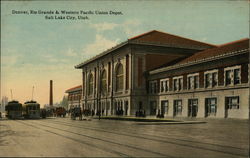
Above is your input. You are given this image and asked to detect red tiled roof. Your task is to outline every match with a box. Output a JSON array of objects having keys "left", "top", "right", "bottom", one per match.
[
  {"left": 75, "top": 30, "right": 216, "bottom": 69},
  {"left": 129, "top": 30, "right": 216, "bottom": 49},
  {"left": 65, "top": 85, "right": 82, "bottom": 93},
  {"left": 177, "top": 38, "right": 249, "bottom": 65}
]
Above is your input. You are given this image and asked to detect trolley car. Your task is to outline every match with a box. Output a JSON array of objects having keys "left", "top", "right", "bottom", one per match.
[
  {"left": 5, "top": 100, "right": 23, "bottom": 119},
  {"left": 23, "top": 100, "right": 40, "bottom": 119}
]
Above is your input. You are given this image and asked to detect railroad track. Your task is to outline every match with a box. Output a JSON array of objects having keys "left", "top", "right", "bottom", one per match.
[
  {"left": 40, "top": 119, "right": 249, "bottom": 158},
  {"left": 16, "top": 120, "right": 173, "bottom": 157}
]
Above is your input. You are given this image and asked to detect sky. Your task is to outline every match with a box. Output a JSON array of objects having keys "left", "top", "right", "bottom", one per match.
[{"left": 1, "top": 0, "right": 249, "bottom": 107}]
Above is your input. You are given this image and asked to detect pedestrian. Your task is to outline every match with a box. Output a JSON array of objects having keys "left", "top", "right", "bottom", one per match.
[{"left": 98, "top": 110, "right": 101, "bottom": 120}]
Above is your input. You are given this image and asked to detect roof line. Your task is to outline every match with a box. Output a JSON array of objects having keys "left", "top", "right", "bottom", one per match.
[
  {"left": 130, "top": 30, "right": 217, "bottom": 47},
  {"left": 65, "top": 85, "right": 82, "bottom": 93},
  {"left": 75, "top": 30, "right": 217, "bottom": 69},
  {"left": 75, "top": 41, "right": 129, "bottom": 69},
  {"left": 129, "top": 30, "right": 156, "bottom": 40},
  {"left": 74, "top": 40, "right": 210, "bottom": 69},
  {"left": 149, "top": 48, "right": 248, "bottom": 75},
  {"left": 216, "top": 38, "right": 249, "bottom": 47}
]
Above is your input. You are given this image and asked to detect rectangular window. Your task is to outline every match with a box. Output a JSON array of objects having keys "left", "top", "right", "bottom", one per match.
[
  {"left": 108, "top": 62, "right": 111, "bottom": 87},
  {"left": 205, "top": 70, "right": 218, "bottom": 88},
  {"left": 160, "top": 81, "right": 164, "bottom": 92},
  {"left": 188, "top": 77, "right": 192, "bottom": 89},
  {"left": 161, "top": 100, "right": 168, "bottom": 115},
  {"left": 174, "top": 79, "right": 178, "bottom": 91},
  {"left": 154, "top": 82, "right": 158, "bottom": 93},
  {"left": 212, "top": 72, "right": 218, "bottom": 87},
  {"left": 160, "top": 79, "right": 169, "bottom": 93},
  {"left": 179, "top": 78, "right": 183, "bottom": 90},
  {"left": 187, "top": 74, "right": 199, "bottom": 90},
  {"left": 194, "top": 75, "right": 199, "bottom": 89},
  {"left": 205, "top": 73, "right": 210, "bottom": 88},
  {"left": 126, "top": 55, "right": 129, "bottom": 90},
  {"left": 149, "top": 81, "right": 158, "bottom": 94},
  {"left": 205, "top": 98, "right": 217, "bottom": 116},
  {"left": 137, "top": 57, "right": 143, "bottom": 87},
  {"left": 150, "top": 101, "right": 157, "bottom": 115},
  {"left": 234, "top": 69, "right": 240, "bottom": 85},
  {"left": 174, "top": 100, "right": 182, "bottom": 116},
  {"left": 225, "top": 70, "right": 232, "bottom": 85},
  {"left": 173, "top": 76, "right": 183, "bottom": 91},
  {"left": 225, "top": 66, "right": 241, "bottom": 86},
  {"left": 226, "top": 96, "right": 239, "bottom": 109}
]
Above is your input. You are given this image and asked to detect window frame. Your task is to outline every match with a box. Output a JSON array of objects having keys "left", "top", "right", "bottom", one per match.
[
  {"left": 205, "top": 97, "right": 217, "bottom": 116},
  {"left": 174, "top": 99, "right": 182, "bottom": 115},
  {"left": 173, "top": 76, "right": 183, "bottom": 91},
  {"left": 160, "top": 78, "right": 169, "bottom": 93},
  {"left": 88, "top": 73, "right": 94, "bottom": 96},
  {"left": 149, "top": 80, "right": 158, "bottom": 94},
  {"left": 187, "top": 73, "right": 199, "bottom": 90},
  {"left": 224, "top": 65, "right": 241, "bottom": 86},
  {"left": 100, "top": 69, "right": 107, "bottom": 95},
  {"left": 225, "top": 96, "right": 240, "bottom": 109},
  {"left": 116, "top": 64, "right": 124, "bottom": 92},
  {"left": 204, "top": 69, "right": 218, "bottom": 88}
]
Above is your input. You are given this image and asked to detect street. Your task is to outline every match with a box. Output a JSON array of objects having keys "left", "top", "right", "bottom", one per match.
[{"left": 0, "top": 117, "right": 249, "bottom": 157}]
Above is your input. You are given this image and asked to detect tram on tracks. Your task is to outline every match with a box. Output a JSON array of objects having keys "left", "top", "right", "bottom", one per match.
[
  {"left": 5, "top": 100, "right": 23, "bottom": 119},
  {"left": 22, "top": 100, "right": 40, "bottom": 119}
]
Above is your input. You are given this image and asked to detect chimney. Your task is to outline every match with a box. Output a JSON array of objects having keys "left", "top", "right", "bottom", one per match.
[{"left": 49, "top": 80, "right": 53, "bottom": 106}]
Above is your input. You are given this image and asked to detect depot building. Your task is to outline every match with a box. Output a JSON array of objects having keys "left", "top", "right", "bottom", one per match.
[{"left": 69, "top": 30, "right": 249, "bottom": 119}]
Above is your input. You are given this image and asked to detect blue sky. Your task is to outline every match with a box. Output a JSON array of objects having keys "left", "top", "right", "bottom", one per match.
[{"left": 1, "top": 0, "right": 249, "bottom": 106}]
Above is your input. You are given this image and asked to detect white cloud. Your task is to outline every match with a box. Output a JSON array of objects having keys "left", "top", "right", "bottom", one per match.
[
  {"left": 41, "top": 53, "right": 59, "bottom": 63},
  {"left": 122, "top": 19, "right": 142, "bottom": 36},
  {"left": 82, "top": 34, "right": 120, "bottom": 59},
  {"left": 90, "top": 22, "right": 119, "bottom": 32},
  {"left": 65, "top": 48, "right": 78, "bottom": 57},
  {"left": 89, "top": 19, "right": 142, "bottom": 36}
]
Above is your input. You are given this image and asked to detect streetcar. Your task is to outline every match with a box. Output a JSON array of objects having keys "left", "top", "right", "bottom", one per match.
[
  {"left": 5, "top": 100, "right": 23, "bottom": 119},
  {"left": 22, "top": 100, "right": 40, "bottom": 119}
]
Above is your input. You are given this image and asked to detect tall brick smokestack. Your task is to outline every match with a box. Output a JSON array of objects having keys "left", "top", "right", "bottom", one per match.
[{"left": 49, "top": 80, "right": 53, "bottom": 106}]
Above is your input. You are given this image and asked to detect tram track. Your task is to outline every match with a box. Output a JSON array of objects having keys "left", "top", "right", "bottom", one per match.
[
  {"left": 51, "top": 119, "right": 247, "bottom": 150},
  {"left": 15, "top": 120, "right": 131, "bottom": 157},
  {"left": 16, "top": 120, "right": 174, "bottom": 158},
  {"left": 40, "top": 119, "right": 249, "bottom": 157}
]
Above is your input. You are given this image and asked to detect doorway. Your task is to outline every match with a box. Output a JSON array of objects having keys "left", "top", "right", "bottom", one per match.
[
  {"left": 188, "top": 99, "right": 198, "bottom": 117},
  {"left": 161, "top": 100, "right": 168, "bottom": 116}
]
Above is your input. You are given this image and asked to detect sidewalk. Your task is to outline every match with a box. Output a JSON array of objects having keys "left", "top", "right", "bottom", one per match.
[{"left": 93, "top": 115, "right": 207, "bottom": 124}]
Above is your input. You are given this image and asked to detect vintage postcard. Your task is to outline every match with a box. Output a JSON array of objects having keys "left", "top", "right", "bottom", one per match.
[{"left": 1, "top": 0, "right": 249, "bottom": 157}]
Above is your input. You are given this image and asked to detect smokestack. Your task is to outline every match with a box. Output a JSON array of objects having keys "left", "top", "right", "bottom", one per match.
[{"left": 49, "top": 80, "right": 53, "bottom": 106}]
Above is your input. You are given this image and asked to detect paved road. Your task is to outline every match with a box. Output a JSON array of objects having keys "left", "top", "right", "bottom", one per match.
[{"left": 0, "top": 117, "right": 249, "bottom": 157}]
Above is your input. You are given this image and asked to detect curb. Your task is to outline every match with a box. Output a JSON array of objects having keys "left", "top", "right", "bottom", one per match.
[{"left": 93, "top": 116, "right": 206, "bottom": 124}]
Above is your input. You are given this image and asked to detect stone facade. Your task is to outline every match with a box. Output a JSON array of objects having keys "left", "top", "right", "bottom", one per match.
[
  {"left": 65, "top": 85, "right": 82, "bottom": 110},
  {"left": 71, "top": 30, "right": 249, "bottom": 119}
]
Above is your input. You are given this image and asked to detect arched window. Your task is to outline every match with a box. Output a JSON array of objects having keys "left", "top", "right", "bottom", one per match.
[
  {"left": 116, "top": 64, "right": 124, "bottom": 91},
  {"left": 100, "top": 70, "right": 107, "bottom": 94},
  {"left": 88, "top": 73, "right": 93, "bottom": 95}
]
